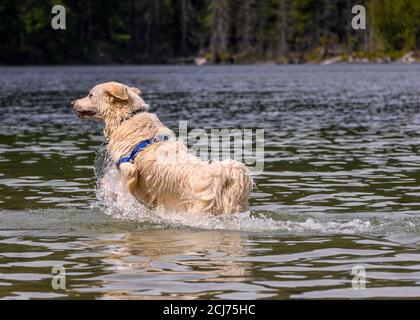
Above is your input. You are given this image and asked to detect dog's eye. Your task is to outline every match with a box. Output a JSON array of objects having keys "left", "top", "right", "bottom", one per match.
[{"left": 88, "top": 93, "right": 93, "bottom": 99}]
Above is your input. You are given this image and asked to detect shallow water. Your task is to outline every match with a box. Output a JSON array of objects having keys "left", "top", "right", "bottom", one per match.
[{"left": 1, "top": 65, "right": 420, "bottom": 299}]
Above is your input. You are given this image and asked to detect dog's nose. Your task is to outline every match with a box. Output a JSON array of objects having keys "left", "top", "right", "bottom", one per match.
[{"left": 71, "top": 101, "right": 75, "bottom": 106}]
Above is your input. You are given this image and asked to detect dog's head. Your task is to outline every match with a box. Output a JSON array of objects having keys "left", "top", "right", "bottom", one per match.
[{"left": 72, "top": 82, "right": 149, "bottom": 121}]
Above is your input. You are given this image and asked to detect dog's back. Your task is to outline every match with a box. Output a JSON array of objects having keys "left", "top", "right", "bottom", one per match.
[{"left": 127, "top": 140, "right": 253, "bottom": 214}]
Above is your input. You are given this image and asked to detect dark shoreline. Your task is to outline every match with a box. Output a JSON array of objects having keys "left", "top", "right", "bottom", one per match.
[{"left": 1, "top": 62, "right": 419, "bottom": 67}]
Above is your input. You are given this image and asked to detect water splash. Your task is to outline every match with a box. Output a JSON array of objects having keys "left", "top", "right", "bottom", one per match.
[{"left": 92, "top": 145, "right": 401, "bottom": 235}]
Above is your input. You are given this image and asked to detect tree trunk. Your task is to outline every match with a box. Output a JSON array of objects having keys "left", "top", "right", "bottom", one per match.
[
  {"left": 277, "top": 0, "right": 289, "bottom": 62},
  {"left": 180, "top": 0, "right": 189, "bottom": 56},
  {"left": 239, "top": 0, "right": 253, "bottom": 57},
  {"left": 210, "top": 0, "right": 229, "bottom": 63}
]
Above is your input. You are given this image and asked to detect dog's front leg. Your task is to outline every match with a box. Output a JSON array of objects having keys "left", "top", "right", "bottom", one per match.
[{"left": 119, "top": 163, "right": 139, "bottom": 194}]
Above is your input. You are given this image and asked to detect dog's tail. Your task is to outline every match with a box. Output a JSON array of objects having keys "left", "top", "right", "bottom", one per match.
[
  {"left": 219, "top": 160, "right": 253, "bottom": 213},
  {"left": 191, "top": 160, "right": 253, "bottom": 214}
]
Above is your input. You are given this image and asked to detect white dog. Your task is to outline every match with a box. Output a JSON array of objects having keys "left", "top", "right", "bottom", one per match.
[{"left": 72, "top": 82, "right": 253, "bottom": 215}]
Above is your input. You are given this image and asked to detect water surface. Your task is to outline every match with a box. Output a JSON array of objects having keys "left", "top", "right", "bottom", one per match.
[{"left": 1, "top": 65, "right": 420, "bottom": 299}]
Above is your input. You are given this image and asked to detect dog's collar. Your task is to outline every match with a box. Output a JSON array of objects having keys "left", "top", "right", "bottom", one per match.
[{"left": 116, "top": 133, "right": 171, "bottom": 168}]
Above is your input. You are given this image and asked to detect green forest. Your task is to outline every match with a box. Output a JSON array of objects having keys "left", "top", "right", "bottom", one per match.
[{"left": 1, "top": 0, "right": 420, "bottom": 64}]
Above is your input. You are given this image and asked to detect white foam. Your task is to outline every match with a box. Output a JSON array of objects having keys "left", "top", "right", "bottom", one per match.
[{"left": 94, "top": 164, "right": 372, "bottom": 234}]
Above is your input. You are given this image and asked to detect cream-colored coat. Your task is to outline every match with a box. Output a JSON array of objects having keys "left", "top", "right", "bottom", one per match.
[{"left": 73, "top": 82, "right": 253, "bottom": 214}]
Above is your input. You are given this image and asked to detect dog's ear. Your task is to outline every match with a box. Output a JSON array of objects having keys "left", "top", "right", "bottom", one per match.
[
  {"left": 128, "top": 87, "right": 149, "bottom": 112},
  {"left": 106, "top": 84, "right": 129, "bottom": 101}
]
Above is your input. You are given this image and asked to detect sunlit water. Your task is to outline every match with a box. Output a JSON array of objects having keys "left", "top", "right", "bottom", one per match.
[{"left": 1, "top": 65, "right": 420, "bottom": 299}]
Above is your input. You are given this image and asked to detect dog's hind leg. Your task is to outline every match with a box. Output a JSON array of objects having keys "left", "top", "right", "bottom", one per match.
[{"left": 118, "top": 163, "right": 139, "bottom": 194}]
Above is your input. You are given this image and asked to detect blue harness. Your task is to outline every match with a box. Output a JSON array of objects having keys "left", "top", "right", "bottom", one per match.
[{"left": 116, "top": 134, "right": 171, "bottom": 168}]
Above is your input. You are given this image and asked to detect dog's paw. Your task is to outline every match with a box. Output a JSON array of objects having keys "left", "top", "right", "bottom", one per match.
[{"left": 119, "top": 162, "right": 134, "bottom": 172}]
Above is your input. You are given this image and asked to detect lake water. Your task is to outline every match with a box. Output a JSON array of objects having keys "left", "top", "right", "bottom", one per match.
[{"left": 1, "top": 65, "right": 420, "bottom": 299}]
